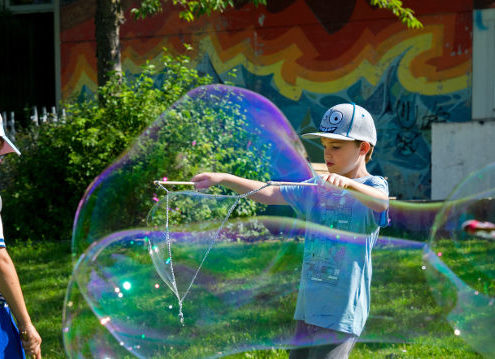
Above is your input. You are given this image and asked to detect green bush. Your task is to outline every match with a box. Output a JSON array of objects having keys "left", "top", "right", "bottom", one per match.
[
  {"left": 72, "top": 84, "right": 272, "bottom": 255},
  {"left": 0, "top": 50, "right": 270, "bottom": 244}
]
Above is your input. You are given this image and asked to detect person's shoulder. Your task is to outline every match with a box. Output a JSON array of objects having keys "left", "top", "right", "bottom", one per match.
[
  {"left": 357, "top": 175, "right": 389, "bottom": 193},
  {"left": 363, "top": 175, "right": 388, "bottom": 186}
]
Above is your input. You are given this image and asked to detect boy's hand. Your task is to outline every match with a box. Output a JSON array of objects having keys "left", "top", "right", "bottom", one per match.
[
  {"left": 322, "top": 173, "right": 353, "bottom": 189},
  {"left": 191, "top": 173, "right": 224, "bottom": 189}
]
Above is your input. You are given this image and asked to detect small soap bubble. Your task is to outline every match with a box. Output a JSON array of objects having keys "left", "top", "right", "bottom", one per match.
[{"left": 122, "top": 281, "right": 131, "bottom": 291}]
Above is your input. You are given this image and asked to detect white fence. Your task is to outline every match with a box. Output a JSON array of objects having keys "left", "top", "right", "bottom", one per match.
[{"left": 1, "top": 106, "right": 66, "bottom": 140}]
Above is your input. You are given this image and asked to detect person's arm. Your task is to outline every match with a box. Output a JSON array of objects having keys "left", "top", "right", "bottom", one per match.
[
  {"left": 324, "top": 173, "right": 389, "bottom": 212},
  {"left": 0, "top": 248, "right": 42, "bottom": 358},
  {"left": 0, "top": 214, "right": 42, "bottom": 359},
  {"left": 191, "top": 172, "right": 288, "bottom": 205}
]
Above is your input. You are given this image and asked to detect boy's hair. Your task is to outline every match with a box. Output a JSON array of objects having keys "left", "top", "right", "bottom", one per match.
[{"left": 355, "top": 140, "right": 374, "bottom": 163}]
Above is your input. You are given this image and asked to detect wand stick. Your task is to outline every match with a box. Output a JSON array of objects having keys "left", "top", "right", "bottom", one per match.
[{"left": 154, "top": 180, "right": 317, "bottom": 187}]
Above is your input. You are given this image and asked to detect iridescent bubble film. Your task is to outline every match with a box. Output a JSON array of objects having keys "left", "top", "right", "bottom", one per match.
[
  {"left": 63, "top": 277, "right": 135, "bottom": 358},
  {"left": 72, "top": 84, "right": 312, "bottom": 259},
  {"left": 67, "top": 216, "right": 435, "bottom": 358},
  {"left": 64, "top": 85, "right": 490, "bottom": 358},
  {"left": 426, "top": 162, "right": 495, "bottom": 358}
]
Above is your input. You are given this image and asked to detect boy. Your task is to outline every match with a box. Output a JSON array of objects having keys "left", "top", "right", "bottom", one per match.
[{"left": 192, "top": 103, "right": 389, "bottom": 359}]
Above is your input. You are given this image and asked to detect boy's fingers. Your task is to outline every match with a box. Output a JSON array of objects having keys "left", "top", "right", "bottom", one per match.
[
  {"left": 191, "top": 174, "right": 207, "bottom": 186},
  {"left": 194, "top": 178, "right": 211, "bottom": 189},
  {"left": 191, "top": 173, "right": 204, "bottom": 181},
  {"left": 325, "top": 174, "right": 348, "bottom": 189},
  {"left": 327, "top": 174, "right": 337, "bottom": 185}
]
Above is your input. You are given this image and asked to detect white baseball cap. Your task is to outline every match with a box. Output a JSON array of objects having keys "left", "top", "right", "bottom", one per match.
[
  {"left": 0, "top": 114, "right": 21, "bottom": 156},
  {"left": 302, "top": 103, "right": 377, "bottom": 146}
]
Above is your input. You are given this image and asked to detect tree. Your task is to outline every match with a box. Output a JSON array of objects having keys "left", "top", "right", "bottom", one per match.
[
  {"left": 95, "top": 0, "right": 125, "bottom": 87},
  {"left": 369, "top": 0, "right": 423, "bottom": 29},
  {"left": 95, "top": 0, "right": 422, "bottom": 88},
  {"left": 95, "top": 0, "right": 267, "bottom": 88}
]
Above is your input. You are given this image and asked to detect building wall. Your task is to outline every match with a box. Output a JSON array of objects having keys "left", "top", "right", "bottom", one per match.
[
  {"left": 429, "top": 6, "right": 495, "bottom": 200},
  {"left": 432, "top": 120, "right": 495, "bottom": 199},
  {"left": 60, "top": 0, "right": 481, "bottom": 199},
  {"left": 472, "top": 7, "right": 495, "bottom": 120}
]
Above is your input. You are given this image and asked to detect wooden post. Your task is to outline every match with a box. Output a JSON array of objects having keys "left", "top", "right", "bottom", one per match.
[
  {"left": 31, "top": 106, "right": 39, "bottom": 126},
  {"left": 8, "top": 112, "right": 15, "bottom": 140},
  {"left": 41, "top": 107, "right": 48, "bottom": 123},
  {"left": 51, "top": 106, "right": 58, "bottom": 122}
]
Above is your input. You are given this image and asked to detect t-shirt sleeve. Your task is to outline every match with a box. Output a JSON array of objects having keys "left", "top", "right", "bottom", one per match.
[
  {"left": 0, "top": 238, "right": 5, "bottom": 248},
  {"left": 279, "top": 177, "right": 318, "bottom": 215},
  {"left": 364, "top": 176, "right": 390, "bottom": 227}
]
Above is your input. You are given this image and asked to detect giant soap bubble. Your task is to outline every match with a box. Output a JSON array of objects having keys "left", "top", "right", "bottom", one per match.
[
  {"left": 64, "top": 84, "right": 486, "bottom": 358},
  {"left": 427, "top": 162, "right": 495, "bottom": 358},
  {"left": 66, "top": 84, "right": 315, "bottom": 357},
  {"left": 71, "top": 84, "right": 311, "bottom": 259}
]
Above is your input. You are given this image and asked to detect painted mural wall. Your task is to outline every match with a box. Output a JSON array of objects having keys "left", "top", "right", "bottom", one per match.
[{"left": 60, "top": 0, "right": 477, "bottom": 199}]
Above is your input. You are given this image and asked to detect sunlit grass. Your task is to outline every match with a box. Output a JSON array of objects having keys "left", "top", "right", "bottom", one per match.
[{"left": 8, "top": 238, "right": 488, "bottom": 358}]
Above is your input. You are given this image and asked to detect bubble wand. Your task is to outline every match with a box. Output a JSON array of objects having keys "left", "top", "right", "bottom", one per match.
[
  {"left": 153, "top": 180, "right": 318, "bottom": 187},
  {"left": 149, "top": 179, "right": 317, "bottom": 324}
]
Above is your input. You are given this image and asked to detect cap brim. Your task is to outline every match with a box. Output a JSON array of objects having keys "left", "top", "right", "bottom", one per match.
[
  {"left": 301, "top": 132, "right": 355, "bottom": 141},
  {"left": 0, "top": 136, "right": 21, "bottom": 156}
]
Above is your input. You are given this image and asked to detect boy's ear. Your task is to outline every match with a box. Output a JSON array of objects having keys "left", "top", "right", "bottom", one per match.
[{"left": 359, "top": 141, "right": 371, "bottom": 156}]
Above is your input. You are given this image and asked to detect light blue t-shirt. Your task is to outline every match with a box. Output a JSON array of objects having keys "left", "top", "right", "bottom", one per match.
[{"left": 280, "top": 175, "right": 389, "bottom": 336}]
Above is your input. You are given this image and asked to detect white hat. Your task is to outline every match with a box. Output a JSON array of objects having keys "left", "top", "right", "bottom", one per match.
[
  {"left": 302, "top": 103, "right": 377, "bottom": 146},
  {"left": 0, "top": 114, "right": 21, "bottom": 156}
]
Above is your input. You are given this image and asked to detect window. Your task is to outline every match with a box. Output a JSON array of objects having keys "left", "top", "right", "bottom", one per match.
[
  {"left": 10, "top": 0, "right": 52, "bottom": 4},
  {"left": 5, "top": 0, "right": 53, "bottom": 13}
]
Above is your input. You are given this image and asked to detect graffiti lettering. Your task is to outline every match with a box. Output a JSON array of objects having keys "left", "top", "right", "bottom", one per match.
[
  {"left": 395, "top": 131, "right": 420, "bottom": 157},
  {"left": 396, "top": 98, "right": 418, "bottom": 129},
  {"left": 419, "top": 105, "right": 450, "bottom": 130}
]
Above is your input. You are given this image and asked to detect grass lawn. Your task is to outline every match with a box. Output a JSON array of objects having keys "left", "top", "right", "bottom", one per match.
[
  {"left": 9, "top": 240, "right": 72, "bottom": 358},
  {"left": 8, "top": 238, "right": 487, "bottom": 359}
]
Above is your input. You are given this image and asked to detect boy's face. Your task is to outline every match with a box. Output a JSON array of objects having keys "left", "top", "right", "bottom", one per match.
[{"left": 320, "top": 138, "right": 366, "bottom": 177}]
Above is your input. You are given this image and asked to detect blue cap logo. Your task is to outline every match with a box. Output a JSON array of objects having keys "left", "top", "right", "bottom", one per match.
[{"left": 319, "top": 110, "right": 343, "bottom": 133}]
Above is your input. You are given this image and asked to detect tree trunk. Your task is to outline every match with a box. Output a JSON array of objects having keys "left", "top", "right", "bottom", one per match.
[{"left": 95, "top": 0, "right": 124, "bottom": 87}]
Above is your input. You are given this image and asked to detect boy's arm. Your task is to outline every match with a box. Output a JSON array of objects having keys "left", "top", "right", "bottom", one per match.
[
  {"left": 191, "top": 173, "right": 288, "bottom": 205},
  {"left": 324, "top": 173, "right": 389, "bottom": 212}
]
